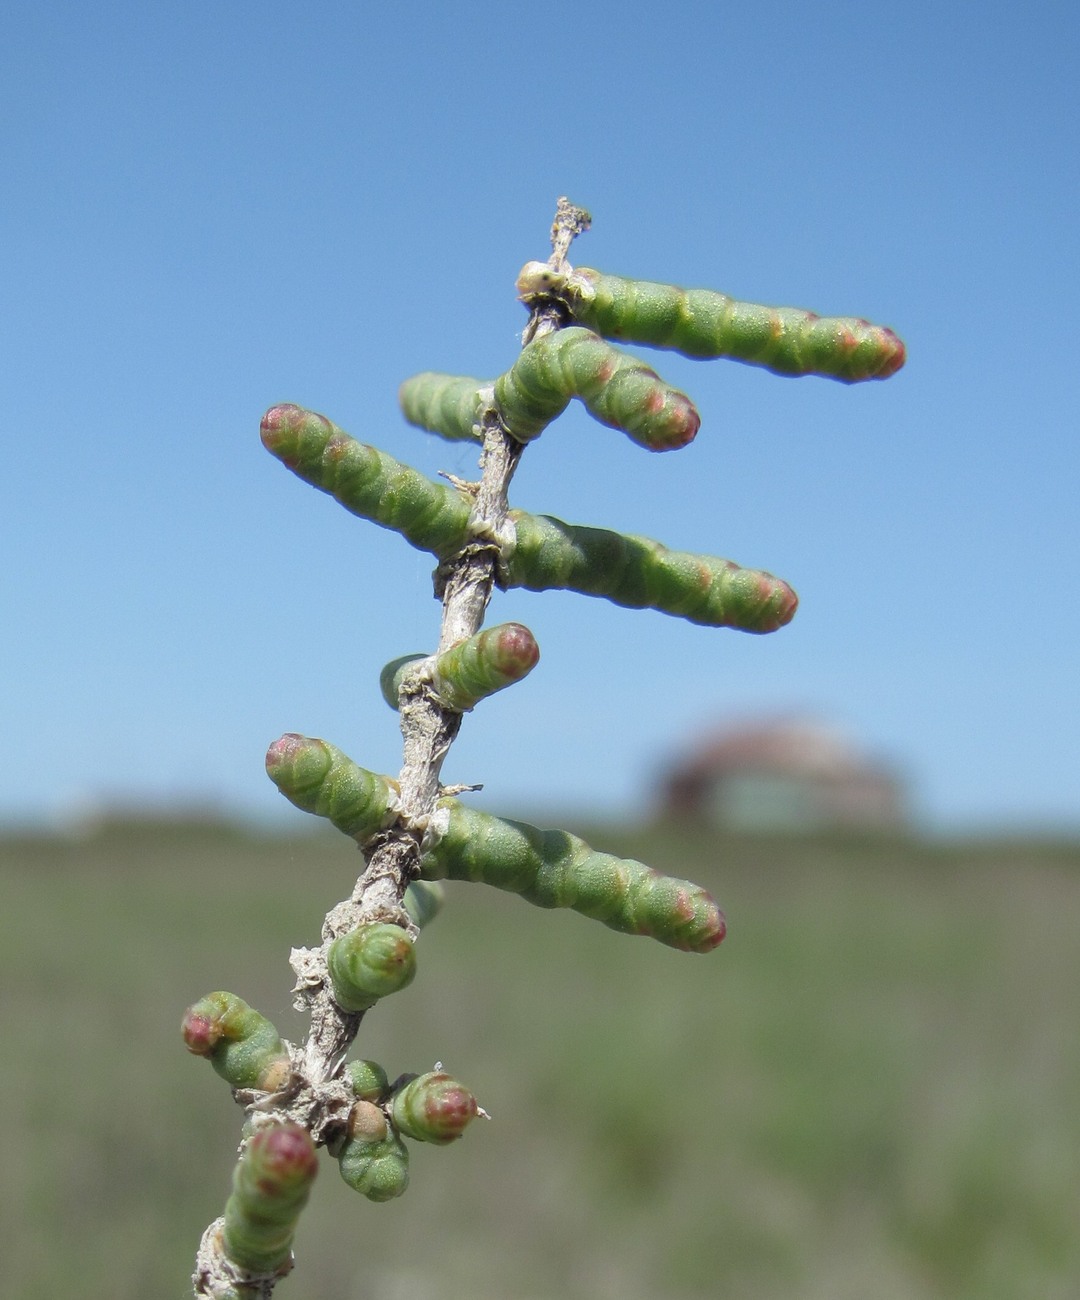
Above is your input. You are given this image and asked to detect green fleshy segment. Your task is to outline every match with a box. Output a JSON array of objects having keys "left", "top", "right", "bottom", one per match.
[
  {"left": 381, "top": 625, "right": 539, "bottom": 713},
  {"left": 260, "top": 404, "right": 473, "bottom": 557},
  {"left": 182, "top": 992, "right": 288, "bottom": 1091},
  {"left": 390, "top": 1071, "right": 480, "bottom": 1145},
  {"left": 398, "top": 372, "right": 487, "bottom": 442},
  {"left": 222, "top": 1123, "right": 318, "bottom": 1274},
  {"left": 430, "top": 622, "right": 540, "bottom": 711},
  {"left": 403, "top": 879, "right": 446, "bottom": 930},
  {"left": 264, "top": 734, "right": 726, "bottom": 951},
  {"left": 381, "top": 626, "right": 540, "bottom": 714},
  {"left": 421, "top": 801, "right": 726, "bottom": 953},
  {"left": 344, "top": 1058, "right": 390, "bottom": 1102},
  {"left": 506, "top": 511, "right": 797, "bottom": 632},
  {"left": 494, "top": 326, "right": 699, "bottom": 450},
  {"left": 379, "top": 653, "right": 429, "bottom": 709},
  {"left": 265, "top": 734, "right": 399, "bottom": 844},
  {"left": 327, "top": 923, "right": 417, "bottom": 1012},
  {"left": 564, "top": 267, "right": 906, "bottom": 382},
  {"left": 259, "top": 406, "right": 795, "bottom": 632},
  {"left": 337, "top": 1130, "right": 410, "bottom": 1202}
]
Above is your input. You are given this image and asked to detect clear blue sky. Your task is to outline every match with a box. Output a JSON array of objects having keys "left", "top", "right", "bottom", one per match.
[{"left": 2, "top": 1, "right": 1077, "bottom": 833}]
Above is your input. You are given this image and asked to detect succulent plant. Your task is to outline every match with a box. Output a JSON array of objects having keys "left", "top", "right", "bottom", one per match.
[{"left": 185, "top": 199, "right": 904, "bottom": 1298}]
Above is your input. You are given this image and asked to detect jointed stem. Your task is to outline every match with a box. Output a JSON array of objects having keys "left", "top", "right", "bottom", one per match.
[{"left": 194, "top": 200, "right": 588, "bottom": 1298}]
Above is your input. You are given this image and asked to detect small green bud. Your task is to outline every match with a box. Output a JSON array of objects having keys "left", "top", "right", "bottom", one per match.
[
  {"left": 403, "top": 878, "right": 445, "bottom": 930},
  {"left": 327, "top": 923, "right": 417, "bottom": 1013},
  {"left": 390, "top": 1071, "right": 481, "bottom": 1145},
  {"left": 182, "top": 992, "right": 290, "bottom": 1091},
  {"left": 381, "top": 625, "right": 540, "bottom": 713},
  {"left": 379, "top": 653, "right": 429, "bottom": 709},
  {"left": 222, "top": 1122, "right": 318, "bottom": 1274},
  {"left": 337, "top": 1130, "right": 410, "bottom": 1203},
  {"left": 398, "top": 371, "right": 487, "bottom": 442},
  {"left": 343, "top": 1057, "right": 390, "bottom": 1101},
  {"left": 431, "top": 622, "right": 540, "bottom": 711}
]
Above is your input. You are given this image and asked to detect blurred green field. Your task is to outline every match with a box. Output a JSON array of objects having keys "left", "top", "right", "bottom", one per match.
[{"left": 3, "top": 817, "right": 1079, "bottom": 1299}]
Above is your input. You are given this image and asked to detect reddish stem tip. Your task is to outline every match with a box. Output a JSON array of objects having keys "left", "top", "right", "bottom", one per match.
[{"left": 181, "top": 1010, "right": 220, "bottom": 1055}]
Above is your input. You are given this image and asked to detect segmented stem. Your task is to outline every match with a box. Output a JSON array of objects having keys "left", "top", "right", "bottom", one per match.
[
  {"left": 222, "top": 1124, "right": 318, "bottom": 1275},
  {"left": 264, "top": 733, "right": 400, "bottom": 844},
  {"left": 506, "top": 511, "right": 797, "bottom": 632},
  {"left": 422, "top": 800, "right": 726, "bottom": 953},
  {"left": 260, "top": 404, "right": 473, "bottom": 557},
  {"left": 517, "top": 262, "right": 906, "bottom": 381}
]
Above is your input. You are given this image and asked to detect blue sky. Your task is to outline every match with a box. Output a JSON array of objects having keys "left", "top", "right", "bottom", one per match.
[{"left": 2, "top": 1, "right": 1077, "bottom": 833}]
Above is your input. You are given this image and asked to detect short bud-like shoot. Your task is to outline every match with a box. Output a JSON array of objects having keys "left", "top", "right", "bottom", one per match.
[
  {"left": 381, "top": 624, "right": 540, "bottom": 713},
  {"left": 495, "top": 326, "right": 699, "bottom": 450},
  {"left": 403, "top": 878, "right": 446, "bottom": 930},
  {"left": 390, "top": 1070, "right": 481, "bottom": 1145},
  {"left": 265, "top": 733, "right": 400, "bottom": 844},
  {"left": 222, "top": 1123, "right": 318, "bottom": 1275},
  {"left": 327, "top": 923, "right": 417, "bottom": 1012},
  {"left": 182, "top": 992, "right": 289, "bottom": 1091},
  {"left": 336, "top": 1130, "right": 410, "bottom": 1202},
  {"left": 398, "top": 372, "right": 487, "bottom": 442},
  {"left": 344, "top": 1057, "right": 390, "bottom": 1102},
  {"left": 347, "top": 1100, "right": 389, "bottom": 1142}
]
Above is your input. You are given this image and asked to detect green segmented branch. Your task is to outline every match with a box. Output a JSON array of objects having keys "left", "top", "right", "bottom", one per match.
[
  {"left": 336, "top": 1130, "right": 410, "bottom": 1202},
  {"left": 261, "top": 738, "right": 724, "bottom": 951},
  {"left": 494, "top": 325, "right": 700, "bottom": 450},
  {"left": 380, "top": 623, "right": 540, "bottom": 713},
  {"left": 327, "top": 923, "right": 417, "bottom": 1012},
  {"left": 261, "top": 406, "right": 795, "bottom": 631},
  {"left": 222, "top": 1123, "right": 318, "bottom": 1275},
  {"left": 398, "top": 372, "right": 487, "bottom": 442},
  {"left": 182, "top": 992, "right": 290, "bottom": 1091},
  {"left": 261, "top": 404, "right": 473, "bottom": 557},
  {"left": 505, "top": 511, "right": 797, "bottom": 632},
  {"left": 517, "top": 262, "right": 906, "bottom": 382},
  {"left": 422, "top": 801, "right": 726, "bottom": 953},
  {"left": 265, "top": 733, "right": 400, "bottom": 844},
  {"left": 390, "top": 1071, "right": 482, "bottom": 1145}
]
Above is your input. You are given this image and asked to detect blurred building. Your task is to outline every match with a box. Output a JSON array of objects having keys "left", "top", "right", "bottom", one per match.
[{"left": 660, "top": 718, "right": 908, "bottom": 832}]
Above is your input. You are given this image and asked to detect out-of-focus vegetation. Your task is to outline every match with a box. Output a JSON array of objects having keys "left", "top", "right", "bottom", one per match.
[{"left": 3, "top": 817, "right": 1079, "bottom": 1299}]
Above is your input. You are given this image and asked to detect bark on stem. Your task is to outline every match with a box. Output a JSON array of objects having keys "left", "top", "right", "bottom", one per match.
[
  {"left": 194, "top": 199, "right": 590, "bottom": 1300},
  {"left": 296, "top": 198, "right": 590, "bottom": 1086}
]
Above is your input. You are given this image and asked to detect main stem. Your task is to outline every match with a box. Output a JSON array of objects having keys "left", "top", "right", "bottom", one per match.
[
  {"left": 196, "top": 200, "right": 590, "bottom": 1300},
  {"left": 296, "top": 198, "right": 590, "bottom": 1086}
]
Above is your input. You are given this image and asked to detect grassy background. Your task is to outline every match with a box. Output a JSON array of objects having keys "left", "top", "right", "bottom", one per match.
[{"left": 3, "top": 818, "right": 1079, "bottom": 1299}]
